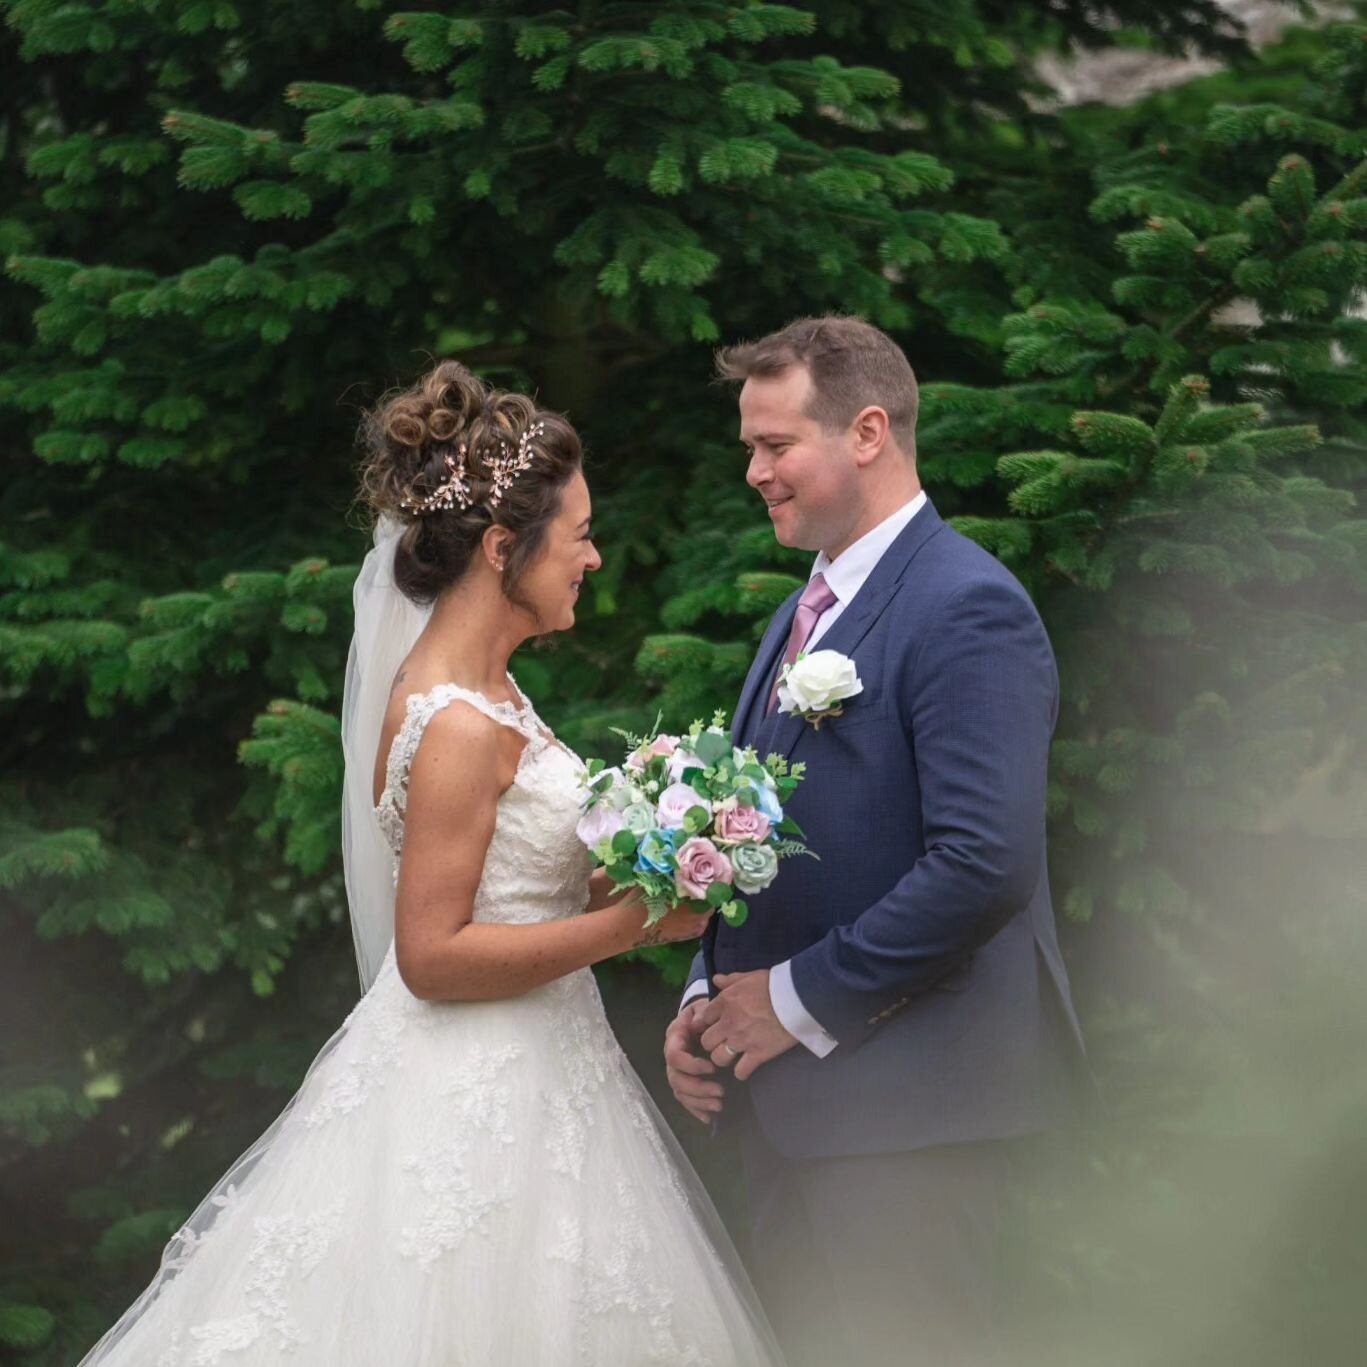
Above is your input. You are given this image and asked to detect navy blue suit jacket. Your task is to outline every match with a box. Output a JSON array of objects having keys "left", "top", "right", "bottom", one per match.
[{"left": 687, "top": 500, "right": 1085, "bottom": 1160}]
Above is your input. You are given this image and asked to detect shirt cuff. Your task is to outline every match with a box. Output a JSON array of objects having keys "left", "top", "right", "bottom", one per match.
[
  {"left": 679, "top": 979, "right": 711, "bottom": 1014},
  {"left": 769, "top": 959, "right": 838, "bottom": 1058}
]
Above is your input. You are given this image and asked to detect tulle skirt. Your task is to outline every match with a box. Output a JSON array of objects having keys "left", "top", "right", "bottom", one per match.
[{"left": 81, "top": 952, "right": 782, "bottom": 1366}]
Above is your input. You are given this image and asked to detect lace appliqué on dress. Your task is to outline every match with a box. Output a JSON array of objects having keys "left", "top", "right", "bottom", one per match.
[
  {"left": 301, "top": 965, "right": 416, "bottom": 1128},
  {"left": 157, "top": 1199, "right": 344, "bottom": 1366},
  {"left": 398, "top": 1042, "right": 523, "bottom": 1268},
  {"left": 546, "top": 1178, "right": 714, "bottom": 1367}
]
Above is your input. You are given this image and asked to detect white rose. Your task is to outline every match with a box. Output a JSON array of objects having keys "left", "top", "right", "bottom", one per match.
[
  {"left": 622, "top": 802, "right": 657, "bottom": 839},
  {"left": 667, "top": 748, "right": 703, "bottom": 783},
  {"left": 575, "top": 803, "right": 625, "bottom": 851},
  {"left": 778, "top": 649, "right": 864, "bottom": 715}
]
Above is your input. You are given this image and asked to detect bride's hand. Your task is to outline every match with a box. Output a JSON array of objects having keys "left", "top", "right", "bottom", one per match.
[
  {"left": 586, "top": 867, "right": 624, "bottom": 912},
  {"left": 641, "top": 901, "right": 715, "bottom": 947},
  {"left": 608, "top": 894, "right": 714, "bottom": 951}
]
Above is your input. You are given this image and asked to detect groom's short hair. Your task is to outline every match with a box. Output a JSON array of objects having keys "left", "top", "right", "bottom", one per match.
[{"left": 715, "top": 315, "right": 919, "bottom": 453}]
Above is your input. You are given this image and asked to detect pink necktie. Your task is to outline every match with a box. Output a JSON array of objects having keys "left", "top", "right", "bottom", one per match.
[{"left": 767, "top": 572, "right": 838, "bottom": 714}]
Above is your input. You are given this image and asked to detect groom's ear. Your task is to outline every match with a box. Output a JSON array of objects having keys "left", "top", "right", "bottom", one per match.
[{"left": 850, "top": 405, "right": 891, "bottom": 467}]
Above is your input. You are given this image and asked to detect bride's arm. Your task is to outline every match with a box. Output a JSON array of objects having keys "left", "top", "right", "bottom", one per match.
[{"left": 393, "top": 707, "right": 700, "bottom": 1002}]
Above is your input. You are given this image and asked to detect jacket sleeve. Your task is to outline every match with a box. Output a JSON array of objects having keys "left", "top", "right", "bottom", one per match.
[
  {"left": 787, "top": 577, "right": 1058, "bottom": 1048},
  {"left": 677, "top": 950, "right": 709, "bottom": 1013}
]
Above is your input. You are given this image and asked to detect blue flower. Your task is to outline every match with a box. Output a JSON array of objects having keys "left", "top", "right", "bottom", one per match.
[
  {"left": 635, "top": 828, "right": 681, "bottom": 875},
  {"left": 738, "top": 782, "right": 783, "bottom": 825}
]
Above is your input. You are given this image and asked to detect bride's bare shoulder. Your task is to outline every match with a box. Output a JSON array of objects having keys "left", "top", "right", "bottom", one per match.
[
  {"left": 403, "top": 700, "right": 510, "bottom": 799},
  {"left": 373, "top": 679, "right": 522, "bottom": 809}
]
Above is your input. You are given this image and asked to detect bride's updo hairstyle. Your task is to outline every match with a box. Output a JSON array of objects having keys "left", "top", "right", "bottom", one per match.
[{"left": 359, "top": 360, "right": 583, "bottom": 608}]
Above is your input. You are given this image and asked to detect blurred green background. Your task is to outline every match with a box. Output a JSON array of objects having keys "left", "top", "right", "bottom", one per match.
[{"left": 2, "top": 1, "right": 1365, "bottom": 1362}]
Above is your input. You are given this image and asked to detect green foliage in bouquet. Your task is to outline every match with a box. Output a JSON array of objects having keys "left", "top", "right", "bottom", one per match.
[{"left": 578, "top": 711, "right": 811, "bottom": 928}]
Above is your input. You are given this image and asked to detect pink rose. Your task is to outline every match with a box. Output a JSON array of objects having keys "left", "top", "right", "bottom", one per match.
[
  {"left": 575, "top": 803, "right": 625, "bottom": 850},
  {"left": 656, "top": 782, "right": 711, "bottom": 830},
  {"left": 625, "top": 733, "right": 680, "bottom": 772},
  {"left": 712, "top": 798, "right": 772, "bottom": 846},
  {"left": 674, "top": 837, "right": 734, "bottom": 901}
]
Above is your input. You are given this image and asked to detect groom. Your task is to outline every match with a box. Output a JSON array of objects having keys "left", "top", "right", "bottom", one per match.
[{"left": 665, "top": 316, "right": 1085, "bottom": 1367}]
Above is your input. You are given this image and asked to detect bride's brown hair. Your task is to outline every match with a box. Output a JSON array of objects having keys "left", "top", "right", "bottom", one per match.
[{"left": 358, "top": 360, "right": 583, "bottom": 608}]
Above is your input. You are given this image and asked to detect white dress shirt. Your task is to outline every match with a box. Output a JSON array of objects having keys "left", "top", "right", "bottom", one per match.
[{"left": 681, "top": 491, "right": 928, "bottom": 1058}]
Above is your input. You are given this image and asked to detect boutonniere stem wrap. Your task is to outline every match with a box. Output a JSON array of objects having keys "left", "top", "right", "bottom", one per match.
[{"left": 777, "top": 649, "right": 864, "bottom": 729}]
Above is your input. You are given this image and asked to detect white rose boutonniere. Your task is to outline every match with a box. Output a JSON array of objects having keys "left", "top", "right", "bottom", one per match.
[{"left": 777, "top": 649, "right": 864, "bottom": 729}]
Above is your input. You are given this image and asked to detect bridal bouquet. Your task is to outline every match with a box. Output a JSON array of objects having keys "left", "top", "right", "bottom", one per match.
[{"left": 576, "top": 713, "right": 812, "bottom": 928}]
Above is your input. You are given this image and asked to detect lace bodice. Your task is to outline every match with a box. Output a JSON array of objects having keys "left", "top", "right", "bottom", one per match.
[{"left": 373, "top": 676, "right": 593, "bottom": 926}]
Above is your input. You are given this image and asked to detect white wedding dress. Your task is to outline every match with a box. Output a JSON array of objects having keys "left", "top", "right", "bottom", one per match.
[{"left": 80, "top": 682, "right": 782, "bottom": 1367}]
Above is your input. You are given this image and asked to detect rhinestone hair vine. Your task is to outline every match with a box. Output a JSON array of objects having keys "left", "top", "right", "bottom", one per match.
[
  {"left": 487, "top": 421, "right": 546, "bottom": 508},
  {"left": 399, "top": 443, "right": 471, "bottom": 515}
]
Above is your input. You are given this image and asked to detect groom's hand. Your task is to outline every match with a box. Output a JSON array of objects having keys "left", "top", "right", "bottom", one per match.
[
  {"left": 701, "top": 971, "right": 797, "bottom": 1082},
  {"left": 664, "top": 999, "right": 725, "bottom": 1125}
]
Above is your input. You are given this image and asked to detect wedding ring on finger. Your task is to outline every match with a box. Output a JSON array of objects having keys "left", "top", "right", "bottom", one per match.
[{"left": 720, "top": 1043, "right": 740, "bottom": 1063}]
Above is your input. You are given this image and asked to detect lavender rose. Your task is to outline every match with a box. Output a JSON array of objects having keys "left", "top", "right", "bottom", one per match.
[
  {"left": 656, "top": 782, "right": 711, "bottom": 830},
  {"left": 575, "top": 802, "right": 625, "bottom": 850},
  {"left": 674, "top": 837, "right": 734, "bottom": 901}
]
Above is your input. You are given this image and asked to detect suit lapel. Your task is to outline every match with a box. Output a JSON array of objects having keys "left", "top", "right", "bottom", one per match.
[
  {"left": 734, "top": 588, "right": 801, "bottom": 745},
  {"left": 769, "top": 501, "right": 947, "bottom": 763}
]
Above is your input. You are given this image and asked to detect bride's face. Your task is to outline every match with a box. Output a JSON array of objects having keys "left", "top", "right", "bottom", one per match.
[{"left": 516, "top": 469, "right": 601, "bottom": 632}]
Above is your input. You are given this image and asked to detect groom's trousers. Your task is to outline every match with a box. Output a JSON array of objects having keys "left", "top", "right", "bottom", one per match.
[{"left": 735, "top": 1086, "right": 1009, "bottom": 1367}]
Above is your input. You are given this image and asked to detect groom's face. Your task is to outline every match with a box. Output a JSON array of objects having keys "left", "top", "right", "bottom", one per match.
[{"left": 740, "top": 365, "right": 858, "bottom": 555}]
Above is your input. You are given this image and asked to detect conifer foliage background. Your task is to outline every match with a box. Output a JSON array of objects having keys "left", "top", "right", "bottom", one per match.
[{"left": 2, "top": 2, "right": 1364, "bottom": 1361}]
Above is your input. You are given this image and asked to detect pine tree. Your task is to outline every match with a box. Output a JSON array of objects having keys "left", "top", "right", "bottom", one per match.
[{"left": 4, "top": 1, "right": 1356, "bottom": 1360}]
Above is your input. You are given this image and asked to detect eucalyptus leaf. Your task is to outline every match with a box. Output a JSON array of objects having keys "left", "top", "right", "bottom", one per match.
[
  {"left": 684, "top": 804, "right": 711, "bottom": 833},
  {"left": 705, "top": 880, "right": 733, "bottom": 907},
  {"left": 693, "top": 730, "right": 730, "bottom": 766}
]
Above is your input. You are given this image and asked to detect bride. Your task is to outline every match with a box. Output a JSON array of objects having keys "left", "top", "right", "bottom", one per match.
[{"left": 78, "top": 362, "right": 784, "bottom": 1366}]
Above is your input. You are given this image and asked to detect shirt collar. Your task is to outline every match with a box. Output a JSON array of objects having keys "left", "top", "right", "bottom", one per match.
[{"left": 812, "top": 490, "right": 928, "bottom": 605}]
